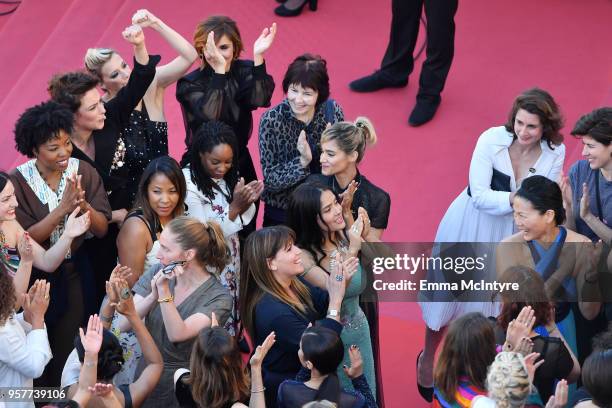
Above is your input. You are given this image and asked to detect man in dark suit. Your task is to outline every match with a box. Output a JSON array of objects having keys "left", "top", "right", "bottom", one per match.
[{"left": 350, "top": 0, "right": 459, "bottom": 126}]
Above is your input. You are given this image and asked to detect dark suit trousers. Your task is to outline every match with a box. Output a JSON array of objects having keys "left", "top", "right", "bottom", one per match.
[{"left": 380, "top": 0, "right": 458, "bottom": 99}]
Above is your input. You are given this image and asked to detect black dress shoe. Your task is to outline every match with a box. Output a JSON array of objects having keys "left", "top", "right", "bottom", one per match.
[
  {"left": 349, "top": 70, "right": 408, "bottom": 93},
  {"left": 409, "top": 95, "right": 441, "bottom": 127},
  {"left": 274, "top": 0, "right": 317, "bottom": 17},
  {"left": 416, "top": 350, "right": 434, "bottom": 402}
]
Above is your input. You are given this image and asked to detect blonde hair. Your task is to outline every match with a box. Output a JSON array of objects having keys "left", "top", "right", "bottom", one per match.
[
  {"left": 486, "top": 352, "right": 531, "bottom": 408},
  {"left": 320, "top": 117, "right": 377, "bottom": 163},
  {"left": 84, "top": 47, "right": 115, "bottom": 80},
  {"left": 166, "top": 216, "right": 229, "bottom": 273}
]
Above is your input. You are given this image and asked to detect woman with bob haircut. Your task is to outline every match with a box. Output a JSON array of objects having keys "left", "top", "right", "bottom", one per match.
[
  {"left": 113, "top": 156, "right": 186, "bottom": 383},
  {"left": 286, "top": 182, "right": 381, "bottom": 400},
  {"left": 239, "top": 225, "right": 350, "bottom": 406},
  {"left": 182, "top": 121, "right": 263, "bottom": 336},
  {"left": 497, "top": 175, "right": 603, "bottom": 382},
  {"left": 309, "top": 116, "right": 389, "bottom": 238},
  {"left": 84, "top": 9, "right": 197, "bottom": 205},
  {"left": 576, "top": 348, "right": 612, "bottom": 408},
  {"left": 176, "top": 16, "right": 276, "bottom": 235},
  {"left": 417, "top": 88, "right": 566, "bottom": 402},
  {"left": 173, "top": 319, "right": 275, "bottom": 408},
  {"left": 277, "top": 326, "right": 376, "bottom": 408},
  {"left": 259, "top": 53, "right": 344, "bottom": 226},
  {"left": 115, "top": 216, "right": 232, "bottom": 408},
  {"left": 10, "top": 101, "right": 111, "bottom": 387},
  {"left": 494, "top": 265, "right": 579, "bottom": 403}
]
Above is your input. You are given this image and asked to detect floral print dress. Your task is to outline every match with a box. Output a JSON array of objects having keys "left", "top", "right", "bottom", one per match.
[{"left": 182, "top": 167, "right": 255, "bottom": 335}]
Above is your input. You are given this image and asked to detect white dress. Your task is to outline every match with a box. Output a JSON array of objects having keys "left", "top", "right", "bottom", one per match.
[
  {"left": 183, "top": 167, "right": 255, "bottom": 335},
  {"left": 0, "top": 313, "right": 52, "bottom": 408},
  {"left": 420, "top": 126, "right": 565, "bottom": 330}
]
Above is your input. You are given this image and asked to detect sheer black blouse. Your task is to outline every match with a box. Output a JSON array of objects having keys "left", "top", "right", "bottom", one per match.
[
  {"left": 71, "top": 55, "right": 160, "bottom": 211},
  {"left": 176, "top": 60, "right": 274, "bottom": 155}
]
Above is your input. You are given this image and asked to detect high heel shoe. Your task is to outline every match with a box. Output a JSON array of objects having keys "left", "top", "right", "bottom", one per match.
[
  {"left": 416, "top": 350, "right": 434, "bottom": 402},
  {"left": 274, "top": 0, "right": 317, "bottom": 17}
]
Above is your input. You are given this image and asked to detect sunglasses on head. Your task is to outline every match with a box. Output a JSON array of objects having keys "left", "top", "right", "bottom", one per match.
[{"left": 161, "top": 260, "right": 186, "bottom": 275}]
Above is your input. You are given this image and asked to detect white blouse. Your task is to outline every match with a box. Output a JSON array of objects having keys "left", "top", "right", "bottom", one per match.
[{"left": 0, "top": 312, "right": 52, "bottom": 408}]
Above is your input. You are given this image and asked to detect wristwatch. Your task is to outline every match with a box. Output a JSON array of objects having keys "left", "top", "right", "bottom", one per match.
[{"left": 327, "top": 309, "right": 339, "bottom": 318}]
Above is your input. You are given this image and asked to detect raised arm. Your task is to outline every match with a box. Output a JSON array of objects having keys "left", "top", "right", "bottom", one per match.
[
  {"left": 116, "top": 216, "right": 151, "bottom": 287},
  {"left": 109, "top": 280, "right": 162, "bottom": 407},
  {"left": 132, "top": 9, "right": 197, "bottom": 89}
]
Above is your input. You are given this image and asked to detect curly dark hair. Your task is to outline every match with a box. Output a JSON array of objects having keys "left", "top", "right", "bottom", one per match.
[
  {"left": 571, "top": 107, "right": 612, "bottom": 146},
  {"left": 48, "top": 71, "right": 99, "bottom": 113},
  {"left": 504, "top": 88, "right": 564, "bottom": 149},
  {"left": 184, "top": 121, "right": 239, "bottom": 202},
  {"left": 75, "top": 328, "right": 124, "bottom": 381},
  {"left": 14, "top": 101, "right": 74, "bottom": 158},
  {"left": 0, "top": 264, "right": 16, "bottom": 326}
]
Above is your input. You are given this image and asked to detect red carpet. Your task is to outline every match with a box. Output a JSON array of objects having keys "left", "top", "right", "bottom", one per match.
[{"left": 1, "top": 1, "right": 611, "bottom": 406}]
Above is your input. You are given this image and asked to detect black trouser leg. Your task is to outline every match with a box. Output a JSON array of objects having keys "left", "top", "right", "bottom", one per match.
[
  {"left": 380, "top": 0, "right": 425, "bottom": 81},
  {"left": 417, "top": 0, "right": 458, "bottom": 99}
]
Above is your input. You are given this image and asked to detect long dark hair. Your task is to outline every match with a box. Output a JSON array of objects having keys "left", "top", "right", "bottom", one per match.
[
  {"left": 188, "top": 327, "right": 249, "bottom": 408},
  {"left": 132, "top": 156, "right": 186, "bottom": 233},
  {"left": 434, "top": 313, "right": 496, "bottom": 403},
  {"left": 183, "top": 121, "right": 239, "bottom": 202},
  {"left": 286, "top": 182, "right": 343, "bottom": 266},
  {"left": 0, "top": 263, "right": 16, "bottom": 326},
  {"left": 301, "top": 326, "right": 344, "bottom": 403}
]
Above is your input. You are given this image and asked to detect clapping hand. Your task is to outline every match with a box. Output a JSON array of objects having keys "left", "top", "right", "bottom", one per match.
[
  {"left": 203, "top": 31, "right": 226, "bottom": 73},
  {"left": 506, "top": 306, "right": 536, "bottom": 350},
  {"left": 523, "top": 352, "right": 544, "bottom": 384},
  {"left": 23, "top": 279, "right": 50, "bottom": 328},
  {"left": 122, "top": 24, "right": 145, "bottom": 46},
  {"left": 64, "top": 207, "right": 91, "bottom": 238},
  {"left": 544, "top": 379, "right": 568, "bottom": 408},
  {"left": 339, "top": 180, "right": 358, "bottom": 221},
  {"left": 559, "top": 172, "right": 573, "bottom": 211},
  {"left": 231, "top": 178, "right": 262, "bottom": 215},
  {"left": 17, "top": 231, "right": 34, "bottom": 263},
  {"left": 250, "top": 331, "right": 276, "bottom": 368},
  {"left": 342, "top": 345, "right": 364, "bottom": 379},
  {"left": 297, "top": 130, "right": 312, "bottom": 168},
  {"left": 131, "top": 9, "right": 160, "bottom": 28},
  {"left": 58, "top": 174, "right": 83, "bottom": 216},
  {"left": 108, "top": 279, "right": 136, "bottom": 317},
  {"left": 357, "top": 207, "right": 371, "bottom": 240},
  {"left": 253, "top": 23, "right": 277, "bottom": 57},
  {"left": 79, "top": 314, "right": 104, "bottom": 355}
]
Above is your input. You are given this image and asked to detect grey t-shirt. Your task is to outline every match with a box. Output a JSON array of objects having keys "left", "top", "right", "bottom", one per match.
[
  {"left": 569, "top": 159, "right": 612, "bottom": 241},
  {"left": 133, "top": 264, "right": 232, "bottom": 408}
]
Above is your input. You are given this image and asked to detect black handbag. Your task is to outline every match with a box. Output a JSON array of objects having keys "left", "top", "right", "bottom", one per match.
[{"left": 467, "top": 168, "right": 511, "bottom": 197}]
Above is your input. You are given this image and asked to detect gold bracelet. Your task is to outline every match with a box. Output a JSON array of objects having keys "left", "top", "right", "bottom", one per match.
[
  {"left": 251, "top": 387, "right": 265, "bottom": 393},
  {"left": 158, "top": 295, "right": 174, "bottom": 303}
]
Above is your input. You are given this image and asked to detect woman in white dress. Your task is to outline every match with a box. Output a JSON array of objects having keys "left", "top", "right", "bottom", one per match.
[
  {"left": 182, "top": 121, "right": 263, "bottom": 335},
  {"left": 416, "top": 88, "right": 566, "bottom": 402}
]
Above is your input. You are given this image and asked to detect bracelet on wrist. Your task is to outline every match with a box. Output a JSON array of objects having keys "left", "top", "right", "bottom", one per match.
[
  {"left": 250, "top": 387, "right": 265, "bottom": 394},
  {"left": 158, "top": 295, "right": 174, "bottom": 303},
  {"left": 100, "top": 314, "right": 113, "bottom": 323}
]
